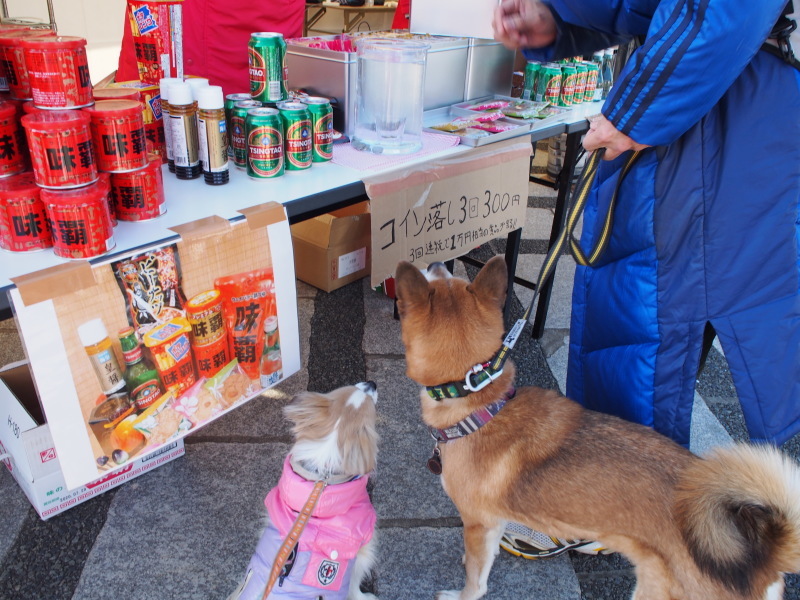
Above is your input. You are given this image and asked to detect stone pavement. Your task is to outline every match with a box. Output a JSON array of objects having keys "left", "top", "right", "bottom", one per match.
[{"left": 1, "top": 143, "right": 798, "bottom": 599}]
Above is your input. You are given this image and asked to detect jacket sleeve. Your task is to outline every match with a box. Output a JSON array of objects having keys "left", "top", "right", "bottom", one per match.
[
  {"left": 599, "top": 0, "right": 790, "bottom": 145},
  {"left": 521, "top": 6, "right": 629, "bottom": 63}
]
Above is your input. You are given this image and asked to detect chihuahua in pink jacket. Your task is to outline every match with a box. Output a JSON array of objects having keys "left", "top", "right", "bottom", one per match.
[{"left": 229, "top": 382, "right": 379, "bottom": 600}]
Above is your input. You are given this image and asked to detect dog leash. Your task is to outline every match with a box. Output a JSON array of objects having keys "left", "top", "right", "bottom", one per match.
[
  {"left": 260, "top": 480, "right": 327, "bottom": 600},
  {"left": 488, "top": 147, "right": 642, "bottom": 369},
  {"left": 427, "top": 146, "right": 641, "bottom": 401}
]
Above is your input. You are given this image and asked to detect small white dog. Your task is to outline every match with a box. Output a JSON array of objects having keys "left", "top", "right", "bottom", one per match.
[{"left": 229, "top": 382, "right": 379, "bottom": 600}]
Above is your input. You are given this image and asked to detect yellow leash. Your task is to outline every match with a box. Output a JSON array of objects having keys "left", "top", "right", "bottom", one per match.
[
  {"left": 488, "top": 147, "right": 642, "bottom": 374},
  {"left": 260, "top": 480, "right": 327, "bottom": 600}
]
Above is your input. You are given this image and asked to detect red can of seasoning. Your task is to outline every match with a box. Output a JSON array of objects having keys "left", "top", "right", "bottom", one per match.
[
  {"left": 109, "top": 157, "right": 165, "bottom": 221},
  {"left": 0, "top": 29, "right": 56, "bottom": 101},
  {"left": 85, "top": 100, "right": 148, "bottom": 173},
  {"left": 19, "top": 36, "right": 93, "bottom": 109},
  {"left": 22, "top": 109, "right": 97, "bottom": 189},
  {"left": 0, "top": 171, "right": 52, "bottom": 251},
  {"left": 0, "top": 101, "right": 26, "bottom": 177},
  {"left": 41, "top": 174, "right": 114, "bottom": 259}
]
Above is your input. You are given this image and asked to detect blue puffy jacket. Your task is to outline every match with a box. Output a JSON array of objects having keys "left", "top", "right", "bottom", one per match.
[{"left": 524, "top": 0, "right": 800, "bottom": 446}]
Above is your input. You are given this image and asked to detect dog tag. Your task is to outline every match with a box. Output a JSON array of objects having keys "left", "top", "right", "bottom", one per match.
[{"left": 427, "top": 445, "right": 442, "bottom": 475}]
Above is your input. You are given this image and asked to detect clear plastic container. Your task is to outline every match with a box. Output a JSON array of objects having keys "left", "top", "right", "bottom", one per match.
[{"left": 352, "top": 38, "right": 429, "bottom": 155}]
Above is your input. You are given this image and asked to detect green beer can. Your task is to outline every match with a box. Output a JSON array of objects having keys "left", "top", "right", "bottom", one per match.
[
  {"left": 277, "top": 101, "right": 312, "bottom": 171},
  {"left": 584, "top": 62, "right": 600, "bottom": 102},
  {"left": 304, "top": 96, "right": 333, "bottom": 163},
  {"left": 231, "top": 100, "right": 263, "bottom": 169},
  {"left": 559, "top": 64, "right": 576, "bottom": 107},
  {"left": 225, "top": 93, "right": 252, "bottom": 157},
  {"left": 522, "top": 61, "right": 540, "bottom": 101},
  {"left": 246, "top": 107, "right": 284, "bottom": 179},
  {"left": 573, "top": 62, "right": 588, "bottom": 104},
  {"left": 249, "top": 32, "right": 288, "bottom": 103},
  {"left": 536, "top": 63, "right": 562, "bottom": 104}
]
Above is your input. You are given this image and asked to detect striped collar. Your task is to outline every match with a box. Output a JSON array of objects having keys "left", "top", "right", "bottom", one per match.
[{"left": 429, "top": 386, "right": 515, "bottom": 443}]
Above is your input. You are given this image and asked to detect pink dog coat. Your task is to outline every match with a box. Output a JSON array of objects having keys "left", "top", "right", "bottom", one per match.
[{"left": 233, "top": 456, "right": 376, "bottom": 599}]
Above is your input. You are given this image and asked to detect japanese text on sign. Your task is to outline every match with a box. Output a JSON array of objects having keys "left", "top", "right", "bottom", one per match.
[
  {"left": 378, "top": 191, "right": 523, "bottom": 263},
  {"left": 366, "top": 139, "right": 531, "bottom": 286}
]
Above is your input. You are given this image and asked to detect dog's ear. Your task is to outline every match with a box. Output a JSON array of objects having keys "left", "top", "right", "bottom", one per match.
[
  {"left": 468, "top": 256, "right": 507, "bottom": 310},
  {"left": 283, "top": 391, "right": 330, "bottom": 428},
  {"left": 395, "top": 261, "right": 431, "bottom": 317}
]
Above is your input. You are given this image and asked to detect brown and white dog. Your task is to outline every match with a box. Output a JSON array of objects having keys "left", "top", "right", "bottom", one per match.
[
  {"left": 229, "top": 382, "right": 379, "bottom": 600},
  {"left": 394, "top": 257, "right": 800, "bottom": 600}
]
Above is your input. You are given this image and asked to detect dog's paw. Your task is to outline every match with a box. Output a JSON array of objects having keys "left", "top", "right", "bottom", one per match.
[{"left": 435, "top": 591, "right": 462, "bottom": 600}]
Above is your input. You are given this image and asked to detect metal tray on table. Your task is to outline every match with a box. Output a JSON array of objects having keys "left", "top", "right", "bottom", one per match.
[
  {"left": 423, "top": 106, "right": 532, "bottom": 147},
  {"left": 453, "top": 95, "right": 572, "bottom": 130}
]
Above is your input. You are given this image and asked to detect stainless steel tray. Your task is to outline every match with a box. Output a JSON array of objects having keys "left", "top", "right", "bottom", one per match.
[
  {"left": 454, "top": 95, "right": 572, "bottom": 129},
  {"left": 423, "top": 106, "right": 532, "bottom": 147}
]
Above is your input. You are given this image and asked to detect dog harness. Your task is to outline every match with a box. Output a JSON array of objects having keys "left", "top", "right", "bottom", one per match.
[{"left": 232, "top": 456, "right": 376, "bottom": 600}]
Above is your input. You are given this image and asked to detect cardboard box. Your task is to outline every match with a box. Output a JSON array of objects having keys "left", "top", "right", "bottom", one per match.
[
  {"left": 0, "top": 361, "right": 185, "bottom": 520},
  {"left": 291, "top": 202, "right": 371, "bottom": 292},
  {"left": 6, "top": 203, "right": 300, "bottom": 496}
]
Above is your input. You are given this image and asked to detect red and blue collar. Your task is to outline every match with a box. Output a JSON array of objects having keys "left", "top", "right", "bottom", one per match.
[{"left": 429, "top": 386, "right": 516, "bottom": 443}]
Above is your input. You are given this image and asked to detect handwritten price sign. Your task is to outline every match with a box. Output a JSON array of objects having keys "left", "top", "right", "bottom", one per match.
[{"left": 365, "top": 139, "right": 531, "bottom": 286}]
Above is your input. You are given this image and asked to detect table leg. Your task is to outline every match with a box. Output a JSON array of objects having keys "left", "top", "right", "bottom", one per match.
[
  {"left": 531, "top": 130, "right": 581, "bottom": 339},
  {"left": 304, "top": 5, "right": 327, "bottom": 35},
  {"left": 503, "top": 228, "right": 521, "bottom": 327},
  {"left": 342, "top": 9, "right": 366, "bottom": 32}
]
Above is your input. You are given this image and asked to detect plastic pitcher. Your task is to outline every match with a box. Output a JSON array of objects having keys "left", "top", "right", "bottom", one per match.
[{"left": 352, "top": 38, "right": 430, "bottom": 154}]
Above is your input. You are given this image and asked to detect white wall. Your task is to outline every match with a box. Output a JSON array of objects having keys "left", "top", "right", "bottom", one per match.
[{"left": 3, "top": 0, "right": 126, "bottom": 85}]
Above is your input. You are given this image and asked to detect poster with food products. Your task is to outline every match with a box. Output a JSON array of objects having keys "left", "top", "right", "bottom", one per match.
[{"left": 8, "top": 204, "right": 299, "bottom": 490}]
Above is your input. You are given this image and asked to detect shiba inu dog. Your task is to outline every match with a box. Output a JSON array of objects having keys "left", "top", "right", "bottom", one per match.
[{"left": 395, "top": 257, "right": 800, "bottom": 600}]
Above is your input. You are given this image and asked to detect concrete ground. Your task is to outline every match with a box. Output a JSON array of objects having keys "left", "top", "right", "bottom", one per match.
[{"left": 1, "top": 142, "right": 799, "bottom": 599}]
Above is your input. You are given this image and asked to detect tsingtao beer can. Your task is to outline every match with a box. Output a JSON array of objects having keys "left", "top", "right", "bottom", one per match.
[
  {"left": 277, "top": 101, "right": 312, "bottom": 171},
  {"left": 224, "top": 92, "right": 252, "bottom": 157},
  {"left": 246, "top": 107, "right": 284, "bottom": 179},
  {"left": 231, "top": 100, "right": 263, "bottom": 169},
  {"left": 248, "top": 32, "right": 287, "bottom": 104},
  {"left": 536, "top": 63, "right": 562, "bottom": 105},
  {"left": 303, "top": 97, "right": 333, "bottom": 163}
]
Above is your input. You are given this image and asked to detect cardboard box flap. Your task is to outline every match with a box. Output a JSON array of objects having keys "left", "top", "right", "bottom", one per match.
[
  {"left": 11, "top": 262, "right": 97, "bottom": 307},
  {"left": 329, "top": 214, "right": 370, "bottom": 246},
  {"left": 169, "top": 215, "right": 231, "bottom": 242},
  {"left": 238, "top": 202, "right": 287, "bottom": 231},
  {"left": 291, "top": 216, "right": 334, "bottom": 247},
  {"left": 0, "top": 363, "right": 40, "bottom": 485}
]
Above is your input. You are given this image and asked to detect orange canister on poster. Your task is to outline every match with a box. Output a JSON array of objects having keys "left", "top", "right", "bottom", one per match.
[
  {"left": 84, "top": 100, "right": 148, "bottom": 173},
  {"left": 0, "top": 29, "right": 56, "bottom": 101},
  {"left": 19, "top": 36, "right": 94, "bottom": 109},
  {"left": 22, "top": 109, "right": 97, "bottom": 189},
  {"left": 108, "top": 156, "right": 165, "bottom": 222},
  {"left": 186, "top": 289, "right": 229, "bottom": 378},
  {"left": 41, "top": 174, "right": 115, "bottom": 259},
  {"left": 0, "top": 101, "right": 26, "bottom": 177},
  {"left": 0, "top": 172, "right": 51, "bottom": 252},
  {"left": 143, "top": 317, "right": 196, "bottom": 395}
]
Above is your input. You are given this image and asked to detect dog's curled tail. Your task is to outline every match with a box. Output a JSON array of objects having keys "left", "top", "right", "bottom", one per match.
[{"left": 675, "top": 443, "right": 800, "bottom": 596}]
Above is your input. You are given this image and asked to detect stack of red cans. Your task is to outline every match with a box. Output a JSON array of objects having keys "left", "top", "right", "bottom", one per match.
[{"left": 84, "top": 99, "right": 165, "bottom": 223}]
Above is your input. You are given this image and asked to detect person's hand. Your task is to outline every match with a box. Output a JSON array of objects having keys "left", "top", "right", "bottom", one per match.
[
  {"left": 583, "top": 114, "right": 650, "bottom": 160},
  {"left": 492, "top": 0, "right": 558, "bottom": 50}
]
